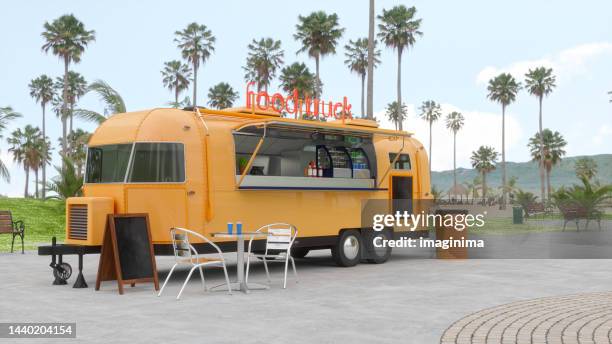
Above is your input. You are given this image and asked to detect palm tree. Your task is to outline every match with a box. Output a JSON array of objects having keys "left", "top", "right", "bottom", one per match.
[
  {"left": 7, "top": 125, "right": 43, "bottom": 197},
  {"left": 463, "top": 176, "right": 482, "bottom": 201},
  {"left": 45, "top": 156, "right": 83, "bottom": 200},
  {"left": 528, "top": 129, "right": 567, "bottom": 200},
  {"left": 366, "top": 0, "right": 375, "bottom": 120},
  {"left": 65, "top": 129, "right": 90, "bottom": 178},
  {"left": 74, "top": 80, "right": 126, "bottom": 124},
  {"left": 446, "top": 111, "right": 465, "bottom": 190},
  {"left": 418, "top": 100, "right": 442, "bottom": 171},
  {"left": 41, "top": 14, "right": 95, "bottom": 156},
  {"left": 56, "top": 71, "right": 87, "bottom": 135},
  {"left": 161, "top": 60, "right": 192, "bottom": 106},
  {"left": 525, "top": 67, "right": 556, "bottom": 203},
  {"left": 279, "top": 62, "right": 317, "bottom": 102},
  {"left": 174, "top": 23, "right": 215, "bottom": 107},
  {"left": 167, "top": 96, "right": 192, "bottom": 109},
  {"left": 470, "top": 146, "right": 498, "bottom": 202},
  {"left": 28, "top": 75, "right": 55, "bottom": 198},
  {"left": 29, "top": 134, "right": 51, "bottom": 198},
  {"left": 0, "top": 107, "right": 21, "bottom": 182},
  {"left": 344, "top": 38, "right": 380, "bottom": 116},
  {"left": 294, "top": 11, "right": 345, "bottom": 97},
  {"left": 487, "top": 73, "right": 520, "bottom": 209},
  {"left": 377, "top": 5, "right": 422, "bottom": 131},
  {"left": 385, "top": 101, "right": 408, "bottom": 130},
  {"left": 207, "top": 83, "right": 239, "bottom": 109},
  {"left": 574, "top": 157, "right": 598, "bottom": 180},
  {"left": 244, "top": 38, "right": 284, "bottom": 92}
]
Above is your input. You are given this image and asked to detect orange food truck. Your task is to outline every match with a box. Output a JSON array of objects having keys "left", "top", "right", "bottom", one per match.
[{"left": 42, "top": 92, "right": 431, "bottom": 279}]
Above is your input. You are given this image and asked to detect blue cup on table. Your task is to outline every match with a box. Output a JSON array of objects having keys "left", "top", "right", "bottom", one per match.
[
  {"left": 227, "top": 222, "right": 233, "bottom": 234},
  {"left": 236, "top": 222, "right": 242, "bottom": 235}
]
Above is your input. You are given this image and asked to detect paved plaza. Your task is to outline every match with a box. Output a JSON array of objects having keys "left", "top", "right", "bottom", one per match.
[{"left": 1, "top": 247, "right": 612, "bottom": 343}]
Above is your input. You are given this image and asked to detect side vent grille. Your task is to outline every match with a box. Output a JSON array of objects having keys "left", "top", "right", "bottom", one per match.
[{"left": 68, "top": 204, "right": 88, "bottom": 240}]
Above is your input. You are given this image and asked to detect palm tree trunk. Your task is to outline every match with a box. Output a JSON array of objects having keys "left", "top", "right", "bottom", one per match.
[
  {"left": 42, "top": 104, "right": 46, "bottom": 199},
  {"left": 62, "top": 116, "right": 67, "bottom": 157},
  {"left": 366, "top": 0, "right": 375, "bottom": 120},
  {"left": 24, "top": 166, "right": 29, "bottom": 198},
  {"left": 546, "top": 166, "right": 552, "bottom": 201},
  {"left": 360, "top": 73, "right": 365, "bottom": 117},
  {"left": 175, "top": 85, "right": 179, "bottom": 107},
  {"left": 69, "top": 103, "right": 74, "bottom": 135},
  {"left": 428, "top": 121, "right": 432, "bottom": 172},
  {"left": 62, "top": 58, "right": 69, "bottom": 159},
  {"left": 34, "top": 168, "right": 39, "bottom": 199},
  {"left": 192, "top": 61, "right": 198, "bottom": 107},
  {"left": 396, "top": 48, "right": 403, "bottom": 131},
  {"left": 315, "top": 54, "right": 321, "bottom": 98},
  {"left": 538, "top": 96, "right": 545, "bottom": 203},
  {"left": 501, "top": 104, "right": 507, "bottom": 209},
  {"left": 482, "top": 172, "right": 487, "bottom": 201},
  {"left": 453, "top": 131, "right": 457, "bottom": 190}
]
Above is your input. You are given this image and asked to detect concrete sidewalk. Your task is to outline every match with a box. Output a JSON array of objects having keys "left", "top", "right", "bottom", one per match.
[{"left": 1, "top": 249, "right": 611, "bottom": 343}]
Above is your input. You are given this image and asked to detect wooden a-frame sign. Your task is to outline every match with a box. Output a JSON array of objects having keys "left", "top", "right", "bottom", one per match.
[{"left": 95, "top": 214, "right": 159, "bottom": 295}]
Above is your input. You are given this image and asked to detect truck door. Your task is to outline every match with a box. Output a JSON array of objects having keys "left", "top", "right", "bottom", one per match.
[
  {"left": 391, "top": 176, "right": 413, "bottom": 215},
  {"left": 124, "top": 142, "right": 188, "bottom": 242}
]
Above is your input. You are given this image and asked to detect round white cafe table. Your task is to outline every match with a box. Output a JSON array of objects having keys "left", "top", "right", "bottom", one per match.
[{"left": 211, "top": 232, "right": 269, "bottom": 294}]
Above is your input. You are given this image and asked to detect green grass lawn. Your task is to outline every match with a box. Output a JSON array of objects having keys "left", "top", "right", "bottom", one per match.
[{"left": 0, "top": 198, "right": 65, "bottom": 252}]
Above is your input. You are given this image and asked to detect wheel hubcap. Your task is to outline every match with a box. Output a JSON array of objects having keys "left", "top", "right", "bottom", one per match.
[{"left": 343, "top": 236, "right": 359, "bottom": 260}]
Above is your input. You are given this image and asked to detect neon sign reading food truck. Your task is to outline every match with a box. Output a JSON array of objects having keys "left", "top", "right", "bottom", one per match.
[{"left": 245, "top": 81, "right": 353, "bottom": 120}]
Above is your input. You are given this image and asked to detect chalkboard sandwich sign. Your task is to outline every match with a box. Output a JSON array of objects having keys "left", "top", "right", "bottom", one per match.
[{"left": 96, "top": 214, "right": 159, "bottom": 295}]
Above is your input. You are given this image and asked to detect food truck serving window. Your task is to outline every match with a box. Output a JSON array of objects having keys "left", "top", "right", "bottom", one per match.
[
  {"left": 86, "top": 144, "right": 132, "bottom": 183},
  {"left": 127, "top": 143, "right": 185, "bottom": 183}
]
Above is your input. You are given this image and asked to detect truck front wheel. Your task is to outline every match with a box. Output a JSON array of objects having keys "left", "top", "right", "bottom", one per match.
[{"left": 332, "top": 230, "right": 361, "bottom": 267}]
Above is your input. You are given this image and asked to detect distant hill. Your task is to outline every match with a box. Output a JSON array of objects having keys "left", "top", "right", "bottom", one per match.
[{"left": 431, "top": 154, "right": 612, "bottom": 194}]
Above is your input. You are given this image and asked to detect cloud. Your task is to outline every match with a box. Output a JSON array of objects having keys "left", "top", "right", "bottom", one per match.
[
  {"left": 376, "top": 103, "right": 523, "bottom": 172},
  {"left": 476, "top": 42, "right": 612, "bottom": 84}
]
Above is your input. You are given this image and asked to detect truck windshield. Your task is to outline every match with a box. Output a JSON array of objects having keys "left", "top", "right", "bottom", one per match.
[{"left": 85, "top": 144, "right": 132, "bottom": 183}]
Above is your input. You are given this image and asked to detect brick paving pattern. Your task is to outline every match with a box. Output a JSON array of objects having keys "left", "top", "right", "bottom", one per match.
[{"left": 440, "top": 292, "right": 612, "bottom": 344}]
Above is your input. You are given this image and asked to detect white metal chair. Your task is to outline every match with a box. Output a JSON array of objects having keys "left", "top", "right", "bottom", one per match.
[
  {"left": 245, "top": 223, "right": 298, "bottom": 289},
  {"left": 158, "top": 227, "right": 232, "bottom": 299}
]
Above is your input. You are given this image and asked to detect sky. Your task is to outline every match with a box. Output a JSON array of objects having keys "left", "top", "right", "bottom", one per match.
[{"left": 1, "top": 0, "right": 611, "bottom": 197}]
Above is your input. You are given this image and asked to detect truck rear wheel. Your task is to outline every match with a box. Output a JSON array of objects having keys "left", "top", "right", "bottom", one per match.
[
  {"left": 332, "top": 230, "right": 361, "bottom": 267},
  {"left": 365, "top": 230, "right": 392, "bottom": 264}
]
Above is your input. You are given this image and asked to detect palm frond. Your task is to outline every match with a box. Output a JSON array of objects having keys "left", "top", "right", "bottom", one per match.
[{"left": 72, "top": 108, "right": 107, "bottom": 124}]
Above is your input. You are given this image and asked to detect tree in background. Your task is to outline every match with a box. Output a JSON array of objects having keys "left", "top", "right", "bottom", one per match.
[
  {"left": 207, "top": 83, "right": 239, "bottom": 109},
  {"left": 344, "top": 38, "right": 380, "bottom": 116},
  {"left": 45, "top": 156, "right": 83, "bottom": 200},
  {"left": 28, "top": 75, "right": 55, "bottom": 198},
  {"left": 0, "top": 107, "right": 22, "bottom": 182},
  {"left": 244, "top": 38, "right": 284, "bottom": 92},
  {"left": 366, "top": 0, "right": 375, "bottom": 120},
  {"left": 56, "top": 71, "right": 87, "bottom": 136},
  {"left": 66, "top": 129, "right": 90, "bottom": 178},
  {"left": 385, "top": 101, "right": 408, "bottom": 130},
  {"left": 41, "top": 14, "right": 95, "bottom": 156},
  {"left": 7, "top": 125, "right": 45, "bottom": 198},
  {"left": 74, "top": 80, "right": 126, "bottom": 124},
  {"left": 514, "top": 189, "right": 538, "bottom": 217},
  {"left": 161, "top": 60, "right": 192, "bottom": 107},
  {"left": 470, "top": 145, "right": 498, "bottom": 202},
  {"left": 294, "top": 11, "right": 345, "bottom": 97},
  {"left": 279, "top": 62, "right": 317, "bottom": 103},
  {"left": 525, "top": 67, "right": 556, "bottom": 204},
  {"left": 487, "top": 73, "right": 520, "bottom": 209},
  {"left": 574, "top": 157, "right": 598, "bottom": 181},
  {"left": 174, "top": 23, "right": 215, "bottom": 107},
  {"left": 528, "top": 129, "right": 567, "bottom": 200},
  {"left": 378, "top": 5, "right": 422, "bottom": 131},
  {"left": 445, "top": 111, "right": 465, "bottom": 191},
  {"left": 418, "top": 100, "right": 442, "bottom": 171}
]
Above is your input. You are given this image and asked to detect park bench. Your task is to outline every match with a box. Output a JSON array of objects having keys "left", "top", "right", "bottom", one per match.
[
  {"left": 559, "top": 204, "right": 602, "bottom": 231},
  {"left": 0, "top": 210, "right": 25, "bottom": 253},
  {"left": 525, "top": 202, "right": 547, "bottom": 218}
]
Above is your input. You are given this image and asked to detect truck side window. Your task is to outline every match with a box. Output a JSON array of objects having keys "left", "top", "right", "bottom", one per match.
[
  {"left": 128, "top": 143, "right": 185, "bottom": 183},
  {"left": 85, "top": 144, "right": 132, "bottom": 183},
  {"left": 389, "top": 153, "right": 411, "bottom": 170}
]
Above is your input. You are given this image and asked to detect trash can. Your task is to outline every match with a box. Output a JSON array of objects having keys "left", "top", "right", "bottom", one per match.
[
  {"left": 435, "top": 209, "right": 469, "bottom": 259},
  {"left": 512, "top": 206, "right": 523, "bottom": 224}
]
